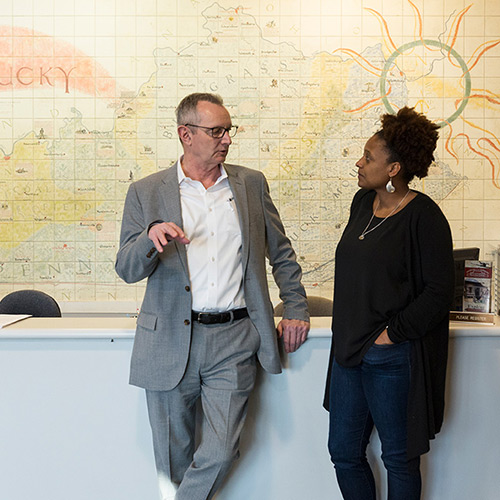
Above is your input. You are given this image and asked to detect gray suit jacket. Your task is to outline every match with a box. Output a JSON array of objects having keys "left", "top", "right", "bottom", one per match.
[{"left": 115, "top": 162, "right": 309, "bottom": 391}]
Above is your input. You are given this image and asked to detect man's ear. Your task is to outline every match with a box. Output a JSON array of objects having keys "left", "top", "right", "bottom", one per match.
[{"left": 177, "top": 125, "right": 191, "bottom": 146}]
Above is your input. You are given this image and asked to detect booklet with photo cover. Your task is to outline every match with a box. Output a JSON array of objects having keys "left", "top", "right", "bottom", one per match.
[{"left": 463, "top": 260, "right": 493, "bottom": 313}]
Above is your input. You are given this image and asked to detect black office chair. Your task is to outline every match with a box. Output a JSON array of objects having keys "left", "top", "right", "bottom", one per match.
[
  {"left": 0, "top": 290, "right": 62, "bottom": 317},
  {"left": 274, "top": 295, "right": 333, "bottom": 317}
]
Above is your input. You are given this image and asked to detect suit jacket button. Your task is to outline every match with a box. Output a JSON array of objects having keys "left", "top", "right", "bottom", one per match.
[
  {"left": 185, "top": 285, "right": 190, "bottom": 292},
  {"left": 184, "top": 319, "right": 190, "bottom": 326}
]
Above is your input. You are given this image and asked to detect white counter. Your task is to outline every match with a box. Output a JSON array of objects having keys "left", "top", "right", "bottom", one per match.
[
  {"left": 1, "top": 317, "right": 499, "bottom": 500},
  {"left": 3, "top": 314, "right": 499, "bottom": 338}
]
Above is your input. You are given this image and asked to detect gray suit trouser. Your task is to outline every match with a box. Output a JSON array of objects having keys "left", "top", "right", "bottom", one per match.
[{"left": 146, "top": 316, "right": 260, "bottom": 500}]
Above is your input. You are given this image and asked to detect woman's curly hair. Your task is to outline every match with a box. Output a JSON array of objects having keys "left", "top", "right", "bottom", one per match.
[{"left": 375, "top": 107, "right": 439, "bottom": 183}]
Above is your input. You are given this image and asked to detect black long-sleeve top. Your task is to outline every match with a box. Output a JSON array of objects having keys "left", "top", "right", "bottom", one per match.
[{"left": 325, "top": 188, "right": 455, "bottom": 459}]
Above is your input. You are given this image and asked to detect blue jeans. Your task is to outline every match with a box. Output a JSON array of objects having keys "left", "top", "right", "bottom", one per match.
[{"left": 328, "top": 342, "right": 421, "bottom": 500}]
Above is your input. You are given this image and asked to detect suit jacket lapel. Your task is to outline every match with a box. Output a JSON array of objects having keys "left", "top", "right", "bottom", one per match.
[
  {"left": 225, "top": 164, "right": 250, "bottom": 272},
  {"left": 159, "top": 163, "right": 189, "bottom": 275}
]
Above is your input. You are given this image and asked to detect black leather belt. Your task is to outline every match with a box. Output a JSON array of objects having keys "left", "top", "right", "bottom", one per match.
[{"left": 191, "top": 308, "right": 248, "bottom": 325}]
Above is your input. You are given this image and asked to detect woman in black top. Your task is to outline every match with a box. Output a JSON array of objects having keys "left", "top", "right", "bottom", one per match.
[{"left": 325, "top": 107, "right": 454, "bottom": 500}]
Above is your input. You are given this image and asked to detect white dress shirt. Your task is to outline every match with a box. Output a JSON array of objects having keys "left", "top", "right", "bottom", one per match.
[{"left": 177, "top": 160, "right": 246, "bottom": 312}]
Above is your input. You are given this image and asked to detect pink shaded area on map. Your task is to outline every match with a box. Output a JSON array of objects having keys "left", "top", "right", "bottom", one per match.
[{"left": 0, "top": 26, "right": 117, "bottom": 97}]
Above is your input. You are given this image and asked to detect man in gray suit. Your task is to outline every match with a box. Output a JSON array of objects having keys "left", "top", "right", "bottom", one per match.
[{"left": 115, "top": 93, "right": 310, "bottom": 500}]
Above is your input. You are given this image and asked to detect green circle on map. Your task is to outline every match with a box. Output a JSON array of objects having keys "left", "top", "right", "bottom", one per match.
[{"left": 380, "top": 39, "right": 471, "bottom": 128}]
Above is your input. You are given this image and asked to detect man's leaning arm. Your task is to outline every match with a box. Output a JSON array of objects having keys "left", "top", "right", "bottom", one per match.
[{"left": 258, "top": 173, "right": 310, "bottom": 350}]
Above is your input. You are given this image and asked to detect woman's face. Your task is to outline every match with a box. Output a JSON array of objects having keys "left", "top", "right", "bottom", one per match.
[{"left": 356, "top": 134, "right": 393, "bottom": 190}]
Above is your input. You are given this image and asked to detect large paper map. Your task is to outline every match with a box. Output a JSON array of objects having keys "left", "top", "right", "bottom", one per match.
[{"left": 1, "top": 0, "right": 499, "bottom": 306}]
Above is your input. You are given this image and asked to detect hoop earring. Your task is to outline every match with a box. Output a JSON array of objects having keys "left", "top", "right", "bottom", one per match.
[{"left": 386, "top": 178, "right": 396, "bottom": 193}]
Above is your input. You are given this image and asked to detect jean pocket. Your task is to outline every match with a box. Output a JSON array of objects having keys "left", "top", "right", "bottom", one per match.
[
  {"left": 372, "top": 342, "right": 398, "bottom": 349},
  {"left": 364, "top": 340, "right": 410, "bottom": 364}
]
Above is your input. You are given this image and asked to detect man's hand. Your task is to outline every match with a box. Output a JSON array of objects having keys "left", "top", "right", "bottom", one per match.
[
  {"left": 276, "top": 319, "right": 310, "bottom": 353},
  {"left": 148, "top": 222, "right": 190, "bottom": 253}
]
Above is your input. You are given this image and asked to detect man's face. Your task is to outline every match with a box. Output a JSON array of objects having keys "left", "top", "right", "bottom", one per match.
[{"left": 183, "top": 101, "right": 233, "bottom": 168}]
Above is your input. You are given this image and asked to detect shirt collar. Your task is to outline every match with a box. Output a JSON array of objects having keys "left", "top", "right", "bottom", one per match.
[{"left": 177, "top": 156, "right": 228, "bottom": 187}]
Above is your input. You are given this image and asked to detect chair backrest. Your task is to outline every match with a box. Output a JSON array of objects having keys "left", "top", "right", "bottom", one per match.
[
  {"left": 274, "top": 295, "right": 333, "bottom": 317},
  {"left": 0, "top": 290, "right": 62, "bottom": 317}
]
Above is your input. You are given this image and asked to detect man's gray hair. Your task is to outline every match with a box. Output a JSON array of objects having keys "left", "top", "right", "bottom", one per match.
[{"left": 175, "top": 93, "right": 224, "bottom": 125}]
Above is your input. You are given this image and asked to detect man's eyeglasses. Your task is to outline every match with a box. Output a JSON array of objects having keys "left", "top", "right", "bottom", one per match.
[{"left": 184, "top": 123, "right": 238, "bottom": 138}]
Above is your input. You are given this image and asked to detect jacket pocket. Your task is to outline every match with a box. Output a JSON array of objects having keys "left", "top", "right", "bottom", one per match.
[{"left": 136, "top": 311, "right": 158, "bottom": 331}]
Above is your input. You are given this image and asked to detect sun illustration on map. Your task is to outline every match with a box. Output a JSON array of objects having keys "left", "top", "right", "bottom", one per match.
[{"left": 334, "top": 1, "right": 500, "bottom": 189}]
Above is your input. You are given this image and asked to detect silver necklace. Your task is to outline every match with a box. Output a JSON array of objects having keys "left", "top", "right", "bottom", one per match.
[{"left": 358, "top": 190, "right": 411, "bottom": 240}]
